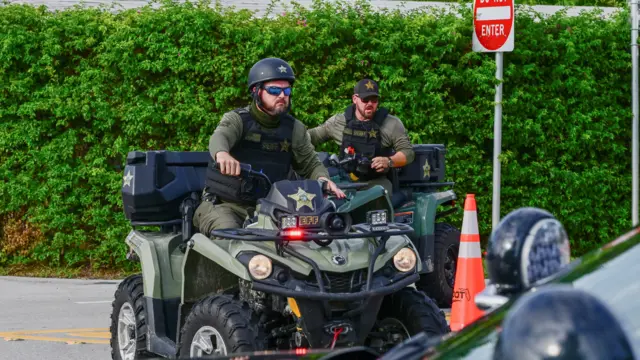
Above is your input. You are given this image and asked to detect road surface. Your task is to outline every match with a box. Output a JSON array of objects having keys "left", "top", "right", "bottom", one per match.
[
  {"left": 0, "top": 275, "right": 452, "bottom": 360},
  {"left": 0, "top": 276, "right": 118, "bottom": 360}
]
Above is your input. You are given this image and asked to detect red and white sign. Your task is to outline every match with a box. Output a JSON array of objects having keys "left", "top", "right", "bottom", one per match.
[{"left": 473, "top": 0, "right": 514, "bottom": 52}]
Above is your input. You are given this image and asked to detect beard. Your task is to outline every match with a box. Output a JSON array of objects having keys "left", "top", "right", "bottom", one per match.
[
  {"left": 264, "top": 100, "right": 289, "bottom": 115},
  {"left": 357, "top": 104, "right": 375, "bottom": 119}
]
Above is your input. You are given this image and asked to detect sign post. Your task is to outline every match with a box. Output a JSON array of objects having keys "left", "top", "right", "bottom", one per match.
[
  {"left": 472, "top": 0, "right": 515, "bottom": 230},
  {"left": 632, "top": 1, "right": 639, "bottom": 226}
]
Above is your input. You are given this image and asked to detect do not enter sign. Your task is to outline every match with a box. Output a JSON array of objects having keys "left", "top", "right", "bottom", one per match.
[
  {"left": 470, "top": 0, "right": 514, "bottom": 231},
  {"left": 472, "top": 0, "right": 514, "bottom": 52}
]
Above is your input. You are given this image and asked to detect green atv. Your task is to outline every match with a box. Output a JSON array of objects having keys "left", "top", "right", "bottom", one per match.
[
  {"left": 110, "top": 150, "right": 450, "bottom": 359},
  {"left": 316, "top": 144, "right": 461, "bottom": 308}
]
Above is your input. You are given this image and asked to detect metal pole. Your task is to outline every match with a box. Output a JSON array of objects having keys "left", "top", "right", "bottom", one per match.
[
  {"left": 633, "top": 0, "right": 639, "bottom": 226},
  {"left": 493, "top": 51, "right": 503, "bottom": 230}
]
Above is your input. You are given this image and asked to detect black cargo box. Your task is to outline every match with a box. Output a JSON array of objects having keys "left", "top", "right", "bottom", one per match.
[
  {"left": 121, "top": 151, "right": 211, "bottom": 225},
  {"left": 396, "top": 144, "right": 446, "bottom": 183}
]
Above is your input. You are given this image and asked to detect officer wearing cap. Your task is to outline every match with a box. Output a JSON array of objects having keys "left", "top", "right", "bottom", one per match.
[
  {"left": 194, "top": 57, "right": 345, "bottom": 236},
  {"left": 307, "top": 78, "right": 415, "bottom": 194}
]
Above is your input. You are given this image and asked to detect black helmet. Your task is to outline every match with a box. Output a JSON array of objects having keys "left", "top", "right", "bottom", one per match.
[
  {"left": 486, "top": 207, "right": 571, "bottom": 295},
  {"left": 247, "top": 57, "right": 296, "bottom": 92},
  {"left": 494, "top": 285, "right": 634, "bottom": 360}
]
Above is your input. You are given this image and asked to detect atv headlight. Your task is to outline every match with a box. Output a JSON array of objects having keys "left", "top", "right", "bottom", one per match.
[
  {"left": 393, "top": 248, "right": 417, "bottom": 272},
  {"left": 281, "top": 215, "right": 298, "bottom": 229},
  {"left": 367, "top": 210, "right": 389, "bottom": 231},
  {"left": 248, "top": 254, "right": 273, "bottom": 280},
  {"left": 367, "top": 210, "right": 388, "bottom": 225}
]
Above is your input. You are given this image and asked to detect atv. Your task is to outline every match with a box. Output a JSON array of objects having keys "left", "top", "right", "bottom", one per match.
[
  {"left": 315, "top": 144, "right": 461, "bottom": 308},
  {"left": 110, "top": 150, "right": 450, "bottom": 360}
]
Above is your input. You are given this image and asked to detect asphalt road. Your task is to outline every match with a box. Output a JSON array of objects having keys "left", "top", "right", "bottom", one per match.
[
  {"left": 0, "top": 276, "right": 120, "bottom": 360},
  {"left": 0, "top": 276, "right": 452, "bottom": 360}
]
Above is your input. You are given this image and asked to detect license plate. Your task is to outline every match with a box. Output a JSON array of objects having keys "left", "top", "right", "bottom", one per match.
[{"left": 299, "top": 215, "right": 319, "bottom": 227}]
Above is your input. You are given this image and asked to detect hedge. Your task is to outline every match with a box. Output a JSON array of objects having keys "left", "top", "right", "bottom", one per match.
[{"left": 0, "top": 0, "right": 633, "bottom": 271}]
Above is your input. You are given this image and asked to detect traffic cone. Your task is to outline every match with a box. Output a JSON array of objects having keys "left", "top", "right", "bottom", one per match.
[{"left": 449, "top": 194, "right": 486, "bottom": 331}]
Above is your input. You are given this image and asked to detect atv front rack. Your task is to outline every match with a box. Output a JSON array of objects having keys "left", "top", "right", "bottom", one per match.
[
  {"left": 211, "top": 222, "right": 419, "bottom": 302},
  {"left": 209, "top": 222, "right": 415, "bottom": 242}
]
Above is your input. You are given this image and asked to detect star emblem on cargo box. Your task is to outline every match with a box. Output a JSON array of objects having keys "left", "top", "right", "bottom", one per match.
[
  {"left": 287, "top": 187, "right": 316, "bottom": 211},
  {"left": 123, "top": 171, "right": 133, "bottom": 187},
  {"left": 280, "top": 139, "right": 290, "bottom": 152},
  {"left": 278, "top": 65, "right": 287, "bottom": 73},
  {"left": 423, "top": 161, "right": 430, "bottom": 179}
]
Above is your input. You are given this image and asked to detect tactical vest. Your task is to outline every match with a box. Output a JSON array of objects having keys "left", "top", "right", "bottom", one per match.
[
  {"left": 205, "top": 107, "right": 295, "bottom": 205},
  {"left": 339, "top": 105, "right": 393, "bottom": 180}
]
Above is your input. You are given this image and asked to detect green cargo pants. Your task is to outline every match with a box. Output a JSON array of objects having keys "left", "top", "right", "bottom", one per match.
[
  {"left": 193, "top": 200, "right": 254, "bottom": 238},
  {"left": 365, "top": 175, "right": 393, "bottom": 195},
  {"left": 339, "top": 171, "right": 393, "bottom": 197}
]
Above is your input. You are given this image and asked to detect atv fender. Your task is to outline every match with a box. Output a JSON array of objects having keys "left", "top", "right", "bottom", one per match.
[
  {"left": 124, "top": 230, "right": 184, "bottom": 357},
  {"left": 416, "top": 190, "right": 457, "bottom": 235},
  {"left": 125, "top": 230, "right": 183, "bottom": 299},
  {"left": 335, "top": 184, "right": 394, "bottom": 223},
  {"left": 413, "top": 189, "right": 457, "bottom": 273},
  {"left": 181, "top": 233, "right": 252, "bottom": 303}
]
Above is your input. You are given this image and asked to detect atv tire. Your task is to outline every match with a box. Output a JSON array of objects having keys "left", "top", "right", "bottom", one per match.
[
  {"left": 177, "top": 295, "right": 262, "bottom": 358},
  {"left": 110, "top": 274, "right": 153, "bottom": 360},
  {"left": 416, "top": 222, "right": 461, "bottom": 308},
  {"left": 372, "top": 287, "right": 450, "bottom": 350}
]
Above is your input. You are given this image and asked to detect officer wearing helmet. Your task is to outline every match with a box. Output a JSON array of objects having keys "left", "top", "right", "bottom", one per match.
[
  {"left": 194, "top": 58, "right": 345, "bottom": 236},
  {"left": 494, "top": 285, "right": 634, "bottom": 360}
]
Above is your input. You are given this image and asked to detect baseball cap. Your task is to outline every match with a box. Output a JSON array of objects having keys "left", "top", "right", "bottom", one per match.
[{"left": 354, "top": 78, "right": 380, "bottom": 99}]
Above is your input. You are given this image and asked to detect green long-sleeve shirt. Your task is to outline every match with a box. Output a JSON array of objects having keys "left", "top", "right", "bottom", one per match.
[
  {"left": 307, "top": 110, "right": 415, "bottom": 164},
  {"left": 208, "top": 102, "right": 330, "bottom": 181}
]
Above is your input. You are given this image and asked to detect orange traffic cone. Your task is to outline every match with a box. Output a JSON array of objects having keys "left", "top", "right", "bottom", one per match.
[{"left": 449, "top": 194, "right": 486, "bottom": 331}]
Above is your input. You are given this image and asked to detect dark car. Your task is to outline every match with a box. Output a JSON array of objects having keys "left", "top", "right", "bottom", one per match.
[{"left": 380, "top": 221, "right": 640, "bottom": 359}]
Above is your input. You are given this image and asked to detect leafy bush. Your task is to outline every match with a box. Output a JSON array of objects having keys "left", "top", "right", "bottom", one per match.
[{"left": 0, "top": 0, "right": 633, "bottom": 271}]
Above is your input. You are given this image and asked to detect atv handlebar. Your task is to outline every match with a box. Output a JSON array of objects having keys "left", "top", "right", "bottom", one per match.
[
  {"left": 213, "top": 161, "right": 273, "bottom": 188},
  {"left": 328, "top": 152, "right": 378, "bottom": 181},
  {"left": 210, "top": 222, "right": 415, "bottom": 242},
  {"left": 215, "top": 161, "right": 342, "bottom": 197},
  {"left": 333, "top": 182, "right": 370, "bottom": 190},
  {"left": 329, "top": 153, "right": 354, "bottom": 167}
]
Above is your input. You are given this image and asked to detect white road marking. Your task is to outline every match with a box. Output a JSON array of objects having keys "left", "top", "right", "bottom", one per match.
[{"left": 74, "top": 301, "right": 112, "bottom": 304}]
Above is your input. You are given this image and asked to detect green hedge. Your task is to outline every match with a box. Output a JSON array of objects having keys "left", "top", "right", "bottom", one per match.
[{"left": 0, "top": 0, "right": 633, "bottom": 270}]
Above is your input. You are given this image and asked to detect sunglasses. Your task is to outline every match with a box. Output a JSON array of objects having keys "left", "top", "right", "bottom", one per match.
[
  {"left": 357, "top": 95, "right": 379, "bottom": 104},
  {"left": 264, "top": 86, "right": 292, "bottom": 96}
]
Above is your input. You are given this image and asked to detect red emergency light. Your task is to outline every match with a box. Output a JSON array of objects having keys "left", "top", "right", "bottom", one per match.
[{"left": 282, "top": 229, "right": 303, "bottom": 239}]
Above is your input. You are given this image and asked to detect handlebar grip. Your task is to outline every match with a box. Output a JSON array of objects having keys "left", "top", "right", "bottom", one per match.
[
  {"left": 213, "top": 160, "right": 253, "bottom": 173},
  {"left": 337, "top": 183, "right": 369, "bottom": 190}
]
